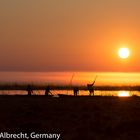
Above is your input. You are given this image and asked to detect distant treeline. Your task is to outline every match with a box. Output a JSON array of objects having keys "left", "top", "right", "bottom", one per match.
[{"left": 0, "top": 83, "right": 140, "bottom": 91}]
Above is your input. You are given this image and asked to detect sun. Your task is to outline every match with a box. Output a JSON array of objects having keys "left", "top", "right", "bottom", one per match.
[{"left": 118, "top": 47, "right": 130, "bottom": 59}]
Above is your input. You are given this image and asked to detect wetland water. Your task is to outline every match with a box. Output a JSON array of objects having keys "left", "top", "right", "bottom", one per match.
[
  {"left": 0, "top": 72, "right": 140, "bottom": 96},
  {"left": 0, "top": 90, "right": 140, "bottom": 97}
]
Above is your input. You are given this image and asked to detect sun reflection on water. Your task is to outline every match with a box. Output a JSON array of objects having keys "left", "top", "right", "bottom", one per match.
[{"left": 118, "top": 91, "right": 130, "bottom": 97}]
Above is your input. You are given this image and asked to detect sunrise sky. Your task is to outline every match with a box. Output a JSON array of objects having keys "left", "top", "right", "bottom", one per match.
[{"left": 0, "top": 0, "right": 140, "bottom": 72}]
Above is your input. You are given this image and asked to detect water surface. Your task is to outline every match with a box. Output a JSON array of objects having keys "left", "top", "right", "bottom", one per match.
[
  {"left": 0, "top": 72, "right": 140, "bottom": 96},
  {"left": 0, "top": 71, "right": 140, "bottom": 86}
]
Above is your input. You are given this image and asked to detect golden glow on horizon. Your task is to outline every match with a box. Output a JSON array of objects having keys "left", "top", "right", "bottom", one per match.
[
  {"left": 118, "top": 47, "right": 130, "bottom": 59},
  {"left": 118, "top": 91, "right": 130, "bottom": 97}
]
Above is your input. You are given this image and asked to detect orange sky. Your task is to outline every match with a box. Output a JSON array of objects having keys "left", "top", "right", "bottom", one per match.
[{"left": 0, "top": 0, "right": 140, "bottom": 72}]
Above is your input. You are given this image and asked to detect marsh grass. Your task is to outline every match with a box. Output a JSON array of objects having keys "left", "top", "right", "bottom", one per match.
[{"left": 0, "top": 83, "right": 140, "bottom": 91}]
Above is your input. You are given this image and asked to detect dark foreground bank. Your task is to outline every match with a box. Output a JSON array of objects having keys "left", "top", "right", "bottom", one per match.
[{"left": 0, "top": 95, "right": 140, "bottom": 140}]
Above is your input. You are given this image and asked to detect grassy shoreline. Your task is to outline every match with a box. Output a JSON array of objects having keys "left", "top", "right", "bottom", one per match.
[{"left": 0, "top": 83, "right": 140, "bottom": 91}]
